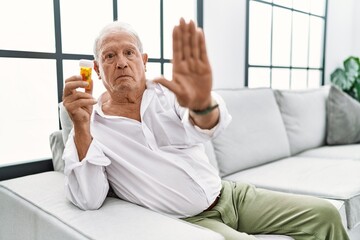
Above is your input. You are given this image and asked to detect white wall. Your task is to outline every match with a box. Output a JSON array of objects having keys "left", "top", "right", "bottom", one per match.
[
  {"left": 204, "top": 0, "right": 360, "bottom": 88},
  {"left": 353, "top": 0, "right": 360, "bottom": 57},
  {"left": 204, "top": 0, "right": 247, "bottom": 89},
  {"left": 325, "top": 0, "right": 360, "bottom": 84}
]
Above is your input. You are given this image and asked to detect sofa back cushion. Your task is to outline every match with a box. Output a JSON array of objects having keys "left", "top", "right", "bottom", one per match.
[
  {"left": 274, "top": 86, "right": 329, "bottom": 155},
  {"left": 212, "top": 88, "right": 291, "bottom": 177},
  {"left": 49, "top": 130, "right": 65, "bottom": 172}
]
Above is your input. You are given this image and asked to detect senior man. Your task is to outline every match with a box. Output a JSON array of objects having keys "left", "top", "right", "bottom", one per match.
[{"left": 62, "top": 18, "right": 349, "bottom": 240}]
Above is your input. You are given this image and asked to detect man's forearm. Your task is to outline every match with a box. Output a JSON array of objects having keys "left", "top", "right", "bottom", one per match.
[
  {"left": 73, "top": 124, "right": 92, "bottom": 161},
  {"left": 189, "top": 107, "right": 220, "bottom": 130}
]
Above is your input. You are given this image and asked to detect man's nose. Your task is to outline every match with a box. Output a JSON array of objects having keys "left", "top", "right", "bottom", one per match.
[{"left": 116, "top": 56, "right": 128, "bottom": 69}]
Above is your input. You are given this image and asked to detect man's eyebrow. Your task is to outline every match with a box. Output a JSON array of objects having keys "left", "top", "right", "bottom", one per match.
[{"left": 102, "top": 42, "right": 137, "bottom": 49}]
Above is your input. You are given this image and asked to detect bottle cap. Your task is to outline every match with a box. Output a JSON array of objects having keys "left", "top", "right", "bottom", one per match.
[{"left": 79, "top": 59, "right": 94, "bottom": 68}]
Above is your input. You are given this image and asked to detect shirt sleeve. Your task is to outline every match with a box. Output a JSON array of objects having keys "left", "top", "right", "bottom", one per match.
[
  {"left": 179, "top": 91, "right": 232, "bottom": 143},
  {"left": 63, "top": 130, "right": 111, "bottom": 210}
]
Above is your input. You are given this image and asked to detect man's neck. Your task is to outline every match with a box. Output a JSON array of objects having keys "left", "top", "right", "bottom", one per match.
[{"left": 101, "top": 91, "right": 143, "bottom": 121}]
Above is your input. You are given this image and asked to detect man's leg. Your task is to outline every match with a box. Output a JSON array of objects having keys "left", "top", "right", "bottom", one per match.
[
  {"left": 229, "top": 181, "right": 349, "bottom": 240},
  {"left": 185, "top": 213, "right": 257, "bottom": 240}
]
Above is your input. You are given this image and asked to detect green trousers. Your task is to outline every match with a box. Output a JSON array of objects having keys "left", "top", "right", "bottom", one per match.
[{"left": 184, "top": 181, "right": 349, "bottom": 240}]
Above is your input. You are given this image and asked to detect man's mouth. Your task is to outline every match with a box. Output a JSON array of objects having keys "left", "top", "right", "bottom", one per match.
[{"left": 115, "top": 75, "right": 132, "bottom": 80}]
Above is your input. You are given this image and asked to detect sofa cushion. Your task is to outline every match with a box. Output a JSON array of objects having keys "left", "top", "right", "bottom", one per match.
[
  {"left": 326, "top": 199, "right": 348, "bottom": 229},
  {"left": 297, "top": 144, "right": 360, "bottom": 159},
  {"left": 224, "top": 156, "right": 360, "bottom": 229},
  {"left": 255, "top": 235, "right": 294, "bottom": 239},
  {"left": 59, "top": 102, "right": 73, "bottom": 145},
  {"left": 274, "top": 86, "right": 329, "bottom": 155},
  {"left": 0, "top": 172, "right": 224, "bottom": 240},
  {"left": 49, "top": 130, "right": 65, "bottom": 172},
  {"left": 326, "top": 86, "right": 360, "bottom": 145},
  {"left": 213, "top": 88, "right": 290, "bottom": 177}
]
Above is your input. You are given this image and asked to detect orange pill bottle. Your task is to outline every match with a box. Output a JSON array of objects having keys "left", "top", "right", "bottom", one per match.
[{"left": 79, "top": 59, "right": 94, "bottom": 90}]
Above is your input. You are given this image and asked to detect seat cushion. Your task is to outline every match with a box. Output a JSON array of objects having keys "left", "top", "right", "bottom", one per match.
[
  {"left": 213, "top": 88, "right": 290, "bottom": 177},
  {"left": 326, "top": 199, "right": 348, "bottom": 230},
  {"left": 224, "top": 157, "right": 360, "bottom": 229},
  {"left": 0, "top": 172, "right": 224, "bottom": 240},
  {"left": 298, "top": 144, "right": 360, "bottom": 159},
  {"left": 274, "top": 86, "right": 329, "bottom": 155},
  {"left": 255, "top": 235, "right": 294, "bottom": 239}
]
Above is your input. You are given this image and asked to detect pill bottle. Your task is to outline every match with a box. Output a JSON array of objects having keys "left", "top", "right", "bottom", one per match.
[{"left": 79, "top": 59, "right": 94, "bottom": 90}]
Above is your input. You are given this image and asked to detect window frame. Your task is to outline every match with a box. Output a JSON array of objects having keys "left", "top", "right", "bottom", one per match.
[
  {"left": 0, "top": 0, "right": 203, "bottom": 179},
  {"left": 245, "top": 0, "right": 329, "bottom": 89}
]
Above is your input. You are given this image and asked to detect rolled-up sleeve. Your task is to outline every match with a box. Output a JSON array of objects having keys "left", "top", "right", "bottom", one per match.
[
  {"left": 63, "top": 131, "right": 111, "bottom": 210},
  {"left": 180, "top": 92, "right": 232, "bottom": 143}
]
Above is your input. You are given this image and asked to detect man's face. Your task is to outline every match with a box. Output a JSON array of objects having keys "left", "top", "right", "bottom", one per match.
[{"left": 95, "top": 31, "right": 148, "bottom": 98}]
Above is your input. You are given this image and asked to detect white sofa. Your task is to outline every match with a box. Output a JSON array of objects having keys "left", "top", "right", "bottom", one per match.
[{"left": 1, "top": 85, "right": 360, "bottom": 240}]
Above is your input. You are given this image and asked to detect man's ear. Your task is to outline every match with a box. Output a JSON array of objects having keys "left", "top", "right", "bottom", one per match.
[
  {"left": 142, "top": 53, "right": 148, "bottom": 65},
  {"left": 93, "top": 60, "right": 101, "bottom": 79},
  {"left": 142, "top": 53, "right": 148, "bottom": 72}
]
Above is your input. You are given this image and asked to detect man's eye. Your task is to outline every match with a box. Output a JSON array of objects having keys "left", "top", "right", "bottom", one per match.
[
  {"left": 125, "top": 50, "right": 134, "bottom": 56},
  {"left": 105, "top": 53, "right": 115, "bottom": 59}
]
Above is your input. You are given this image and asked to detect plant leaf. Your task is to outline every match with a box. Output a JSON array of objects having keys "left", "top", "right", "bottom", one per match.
[
  {"left": 354, "top": 78, "right": 360, "bottom": 102},
  {"left": 344, "top": 56, "right": 360, "bottom": 82},
  {"left": 330, "top": 68, "right": 352, "bottom": 90}
]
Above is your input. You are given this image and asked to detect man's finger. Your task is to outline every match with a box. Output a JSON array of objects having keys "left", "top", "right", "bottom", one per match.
[
  {"left": 152, "top": 77, "right": 182, "bottom": 96},
  {"left": 180, "top": 18, "right": 191, "bottom": 61},
  {"left": 65, "top": 91, "right": 95, "bottom": 102},
  {"left": 85, "top": 78, "right": 94, "bottom": 95},
  {"left": 189, "top": 20, "right": 199, "bottom": 60},
  {"left": 198, "top": 29, "right": 209, "bottom": 63},
  {"left": 173, "top": 25, "right": 183, "bottom": 63},
  {"left": 63, "top": 81, "right": 89, "bottom": 98},
  {"left": 66, "top": 98, "right": 97, "bottom": 113},
  {"left": 65, "top": 75, "right": 82, "bottom": 83}
]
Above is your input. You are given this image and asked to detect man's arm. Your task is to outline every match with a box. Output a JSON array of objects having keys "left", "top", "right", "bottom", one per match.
[
  {"left": 62, "top": 75, "right": 96, "bottom": 160},
  {"left": 62, "top": 75, "right": 109, "bottom": 210}
]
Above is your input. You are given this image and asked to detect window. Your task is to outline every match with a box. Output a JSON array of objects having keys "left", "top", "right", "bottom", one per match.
[
  {"left": 0, "top": 0, "right": 202, "bottom": 167},
  {"left": 245, "top": 0, "right": 328, "bottom": 89}
]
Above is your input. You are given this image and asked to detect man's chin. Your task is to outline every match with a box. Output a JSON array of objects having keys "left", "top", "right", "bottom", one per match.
[{"left": 113, "top": 85, "right": 131, "bottom": 93}]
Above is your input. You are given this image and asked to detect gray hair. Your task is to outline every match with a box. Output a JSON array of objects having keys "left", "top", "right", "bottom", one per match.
[{"left": 93, "top": 21, "right": 143, "bottom": 61}]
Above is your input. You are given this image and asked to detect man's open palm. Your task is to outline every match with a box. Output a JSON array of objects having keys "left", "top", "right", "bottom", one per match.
[{"left": 154, "top": 18, "right": 213, "bottom": 110}]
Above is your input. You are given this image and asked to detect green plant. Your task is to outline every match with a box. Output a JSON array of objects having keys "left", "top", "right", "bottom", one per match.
[{"left": 330, "top": 56, "right": 360, "bottom": 102}]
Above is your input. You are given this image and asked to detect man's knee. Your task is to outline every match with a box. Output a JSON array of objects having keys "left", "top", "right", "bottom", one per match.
[{"left": 312, "top": 200, "right": 341, "bottom": 224}]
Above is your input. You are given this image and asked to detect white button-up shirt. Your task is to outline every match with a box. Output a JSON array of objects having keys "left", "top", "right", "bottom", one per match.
[{"left": 63, "top": 82, "right": 232, "bottom": 218}]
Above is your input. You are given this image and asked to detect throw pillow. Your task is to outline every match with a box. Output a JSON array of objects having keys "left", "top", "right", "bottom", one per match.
[
  {"left": 49, "top": 130, "right": 65, "bottom": 172},
  {"left": 327, "top": 85, "right": 360, "bottom": 145},
  {"left": 59, "top": 102, "right": 73, "bottom": 144},
  {"left": 274, "top": 86, "right": 329, "bottom": 155}
]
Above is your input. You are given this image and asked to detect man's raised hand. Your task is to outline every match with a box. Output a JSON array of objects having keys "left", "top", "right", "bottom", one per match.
[{"left": 154, "top": 18, "right": 213, "bottom": 111}]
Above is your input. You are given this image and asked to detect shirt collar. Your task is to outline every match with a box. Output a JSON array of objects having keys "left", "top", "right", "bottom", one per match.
[{"left": 94, "top": 80, "right": 163, "bottom": 119}]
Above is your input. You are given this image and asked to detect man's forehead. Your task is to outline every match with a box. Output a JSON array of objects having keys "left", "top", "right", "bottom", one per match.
[{"left": 100, "top": 31, "right": 138, "bottom": 48}]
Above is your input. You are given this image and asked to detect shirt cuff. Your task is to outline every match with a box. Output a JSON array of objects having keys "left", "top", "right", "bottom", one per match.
[
  {"left": 192, "top": 114, "right": 219, "bottom": 136},
  {"left": 63, "top": 133, "right": 111, "bottom": 175},
  {"left": 181, "top": 92, "right": 229, "bottom": 138}
]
